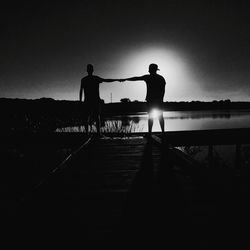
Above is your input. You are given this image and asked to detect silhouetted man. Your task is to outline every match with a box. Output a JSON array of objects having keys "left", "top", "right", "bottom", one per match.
[
  {"left": 79, "top": 64, "right": 120, "bottom": 135},
  {"left": 121, "top": 64, "right": 166, "bottom": 134}
]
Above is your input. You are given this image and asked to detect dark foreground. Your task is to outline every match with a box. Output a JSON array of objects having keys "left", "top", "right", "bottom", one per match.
[{"left": 0, "top": 133, "right": 249, "bottom": 248}]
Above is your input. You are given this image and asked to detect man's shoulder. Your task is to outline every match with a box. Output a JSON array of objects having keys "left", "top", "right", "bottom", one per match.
[
  {"left": 81, "top": 75, "right": 102, "bottom": 81},
  {"left": 89, "top": 75, "right": 102, "bottom": 82},
  {"left": 81, "top": 76, "right": 88, "bottom": 81},
  {"left": 93, "top": 75, "right": 102, "bottom": 80},
  {"left": 157, "top": 74, "right": 166, "bottom": 82}
]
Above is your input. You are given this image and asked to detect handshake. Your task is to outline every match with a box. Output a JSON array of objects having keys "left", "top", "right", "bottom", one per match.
[{"left": 118, "top": 79, "right": 126, "bottom": 82}]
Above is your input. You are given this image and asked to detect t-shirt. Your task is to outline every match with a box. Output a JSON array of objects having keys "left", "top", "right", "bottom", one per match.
[
  {"left": 142, "top": 74, "right": 166, "bottom": 103},
  {"left": 81, "top": 75, "right": 103, "bottom": 104}
]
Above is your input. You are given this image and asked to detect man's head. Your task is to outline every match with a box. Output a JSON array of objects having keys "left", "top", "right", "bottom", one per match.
[
  {"left": 87, "top": 64, "right": 94, "bottom": 75},
  {"left": 148, "top": 63, "right": 160, "bottom": 74}
]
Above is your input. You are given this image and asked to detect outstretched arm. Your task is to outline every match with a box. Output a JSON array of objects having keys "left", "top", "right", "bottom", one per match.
[
  {"left": 121, "top": 76, "right": 145, "bottom": 81},
  {"left": 100, "top": 76, "right": 145, "bottom": 83},
  {"left": 100, "top": 78, "right": 121, "bottom": 83}
]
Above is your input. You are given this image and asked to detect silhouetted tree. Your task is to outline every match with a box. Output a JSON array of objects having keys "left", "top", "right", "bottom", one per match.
[{"left": 120, "top": 98, "right": 131, "bottom": 103}]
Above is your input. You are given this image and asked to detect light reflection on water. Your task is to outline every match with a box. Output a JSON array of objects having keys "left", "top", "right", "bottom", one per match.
[
  {"left": 106, "top": 110, "right": 250, "bottom": 132},
  {"left": 55, "top": 110, "right": 250, "bottom": 169},
  {"left": 57, "top": 109, "right": 250, "bottom": 133}
]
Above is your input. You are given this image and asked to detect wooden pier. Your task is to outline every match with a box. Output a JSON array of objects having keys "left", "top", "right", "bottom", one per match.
[{"left": 1, "top": 128, "right": 250, "bottom": 247}]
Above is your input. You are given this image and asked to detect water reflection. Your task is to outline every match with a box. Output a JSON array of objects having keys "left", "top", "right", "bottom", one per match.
[
  {"left": 173, "top": 112, "right": 231, "bottom": 119},
  {"left": 107, "top": 110, "right": 250, "bottom": 132},
  {"left": 56, "top": 110, "right": 250, "bottom": 133},
  {"left": 164, "top": 110, "right": 232, "bottom": 119}
]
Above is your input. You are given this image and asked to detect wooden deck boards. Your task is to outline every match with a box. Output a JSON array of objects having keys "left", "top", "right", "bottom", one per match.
[{"left": 4, "top": 135, "right": 249, "bottom": 247}]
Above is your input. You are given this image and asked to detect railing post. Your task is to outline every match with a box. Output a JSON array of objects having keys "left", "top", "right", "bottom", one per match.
[
  {"left": 208, "top": 145, "right": 213, "bottom": 168},
  {"left": 235, "top": 144, "right": 241, "bottom": 169}
]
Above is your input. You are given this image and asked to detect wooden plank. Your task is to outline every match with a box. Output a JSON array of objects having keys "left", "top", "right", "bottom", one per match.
[
  {"left": 235, "top": 144, "right": 241, "bottom": 169},
  {"left": 7, "top": 134, "right": 248, "bottom": 246},
  {"left": 1, "top": 128, "right": 250, "bottom": 147},
  {"left": 208, "top": 145, "right": 213, "bottom": 168}
]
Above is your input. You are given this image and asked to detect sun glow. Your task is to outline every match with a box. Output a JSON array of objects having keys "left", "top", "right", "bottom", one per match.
[
  {"left": 150, "top": 109, "right": 160, "bottom": 119},
  {"left": 117, "top": 45, "right": 202, "bottom": 102},
  {"left": 122, "top": 47, "right": 186, "bottom": 78}
]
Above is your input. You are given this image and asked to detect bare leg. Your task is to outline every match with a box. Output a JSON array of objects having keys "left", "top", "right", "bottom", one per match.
[
  {"left": 96, "top": 114, "right": 101, "bottom": 136},
  {"left": 159, "top": 111, "right": 164, "bottom": 133},
  {"left": 84, "top": 116, "right": 89, "bottom": 135},
  {"left": 148, "top": 113, "right": 153, "bottom": 134}
]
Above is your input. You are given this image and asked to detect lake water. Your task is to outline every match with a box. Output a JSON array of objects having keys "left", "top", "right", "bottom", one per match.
[
  {"left": 57, "top": 109, "right": 250, "bottom": 133},
  {"left": 55, "top": 109, "right": 250, "bottom": 168},
  {"left": 103, "top": 109, "right": 250, "bottom": 133}
]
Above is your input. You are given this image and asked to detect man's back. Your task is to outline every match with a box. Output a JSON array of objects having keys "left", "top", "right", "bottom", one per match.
[
  {"left": 81, "top": 75, "right": 102, "bottom": 103},
  {"left": 121, "top": 63, "right": 166, "bottom": 133},
  {"left": 143, "top": 74, "right": 166, "bottom": 103}
]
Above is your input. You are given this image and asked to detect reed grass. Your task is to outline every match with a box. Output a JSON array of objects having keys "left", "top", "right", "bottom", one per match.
[{"left": 55, "top": 119, "right": 144, "bottom": 134}]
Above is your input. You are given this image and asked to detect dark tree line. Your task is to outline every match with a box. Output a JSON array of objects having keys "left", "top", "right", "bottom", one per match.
[{"left": 1, "top": 98, "right": 250, "bottom": 133}]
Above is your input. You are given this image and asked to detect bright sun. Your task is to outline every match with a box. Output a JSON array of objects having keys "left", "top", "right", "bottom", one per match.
[
  {"left": 150, "top": 109, "right": 160, "bottom": 119},
  {"left": 121, "top": 46, "right": 187, "bottom": 80},
  {"left": 117, "top": 45, "right": 200, "bottom": 102}
]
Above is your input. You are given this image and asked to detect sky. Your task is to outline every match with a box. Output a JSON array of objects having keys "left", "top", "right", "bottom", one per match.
[{"left": 0, "top": 0, "right": 249, "bottom": 103}]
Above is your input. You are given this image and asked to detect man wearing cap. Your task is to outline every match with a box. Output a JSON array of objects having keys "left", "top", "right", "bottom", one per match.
[
  {"left": 79, "top": 64, "right": 120, "bottom": 135},
  {"left": 121, "top": 63, "right": 166, "bottom": 135}
]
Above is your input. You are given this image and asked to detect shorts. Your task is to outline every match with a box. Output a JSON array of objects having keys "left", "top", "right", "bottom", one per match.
[
  {"left": 146, "top": 101, "right": 163, "bottom": 112},
  {"left": 84, "top": 101, "right": 101, "bottom": 119}
]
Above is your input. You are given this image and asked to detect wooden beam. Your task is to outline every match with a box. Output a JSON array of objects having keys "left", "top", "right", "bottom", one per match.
[{"left": 235, "top": 144, "right": 241, "bottom": 169}]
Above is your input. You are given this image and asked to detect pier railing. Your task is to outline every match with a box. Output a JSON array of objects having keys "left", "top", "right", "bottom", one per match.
[
  {"left": 101, "top": 127, "right": 250, "bottom": 169},
  {"left": 1, "top": 128, "right": 250, "bottom": 169},
  {"left": 150, "top": 128, "right": 250, "bottom": 169}
]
